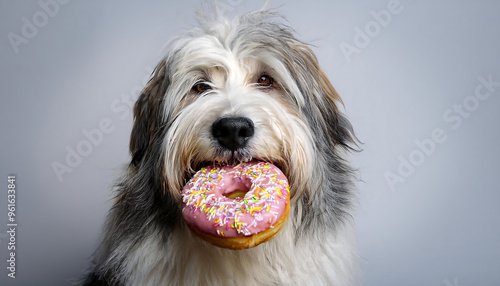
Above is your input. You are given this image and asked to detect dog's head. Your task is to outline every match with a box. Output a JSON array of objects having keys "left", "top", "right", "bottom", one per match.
[{"left": 129, "top": 10, "right": 356, "bottom": 205}]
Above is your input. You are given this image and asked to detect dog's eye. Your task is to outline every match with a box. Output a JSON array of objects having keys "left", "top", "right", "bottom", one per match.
[
  {"left": 192, "top": 82, "right": 212, "bottom": 94},
  {"left": 257, "top": 75, "right": 273, "bottom": 87}
]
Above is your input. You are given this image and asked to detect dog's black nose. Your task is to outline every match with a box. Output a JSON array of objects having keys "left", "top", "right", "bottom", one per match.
[{"left": 211, "top": 117, "right": 254, "bottom": 151}]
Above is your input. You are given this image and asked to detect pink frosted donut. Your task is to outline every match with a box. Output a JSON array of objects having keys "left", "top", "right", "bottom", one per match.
[{"left": 181, "top": 161, "right": 290, "bottom": 249}]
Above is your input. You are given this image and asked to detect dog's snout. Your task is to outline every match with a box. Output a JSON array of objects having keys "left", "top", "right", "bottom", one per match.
[{"left": 211, "top": 117, "right": 254, "bottom": 151}]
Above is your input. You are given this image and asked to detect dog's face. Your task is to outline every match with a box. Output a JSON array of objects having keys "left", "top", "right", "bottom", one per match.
[{"left": 129, "top": 12, "right": 355, "bottom": 204}]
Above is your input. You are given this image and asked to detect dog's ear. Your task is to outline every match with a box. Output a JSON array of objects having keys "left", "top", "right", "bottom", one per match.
[
  {"left": 315, "top": 64, "right": 358, "bottom": 149},
  {"left": 289, "top": 42, "right": 358, "bottom": 149},
  {"left": 130, "top": 59, "right": 169, "bottom": 166}
]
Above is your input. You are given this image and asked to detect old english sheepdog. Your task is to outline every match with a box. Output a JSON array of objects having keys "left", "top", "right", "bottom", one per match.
[{"left": 82, "top": 5, "right": 360, "bottom": 286}]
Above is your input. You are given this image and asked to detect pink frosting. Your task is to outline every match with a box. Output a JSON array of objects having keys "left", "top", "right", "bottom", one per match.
[{"left": 181, "top": 161, "right": 289, "bottom": 238}]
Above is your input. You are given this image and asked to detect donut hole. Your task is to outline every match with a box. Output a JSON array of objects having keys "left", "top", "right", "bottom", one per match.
[
  {"left": 224, "top": 190, "right": 248, "bottom": 199},
  {"left": 222, "top": 177, "right": 252, "bottom": 200}
]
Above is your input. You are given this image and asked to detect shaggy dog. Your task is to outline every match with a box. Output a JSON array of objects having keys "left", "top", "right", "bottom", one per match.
[{"left": 82, "top": 6, "right": 359, "bottom": 286}]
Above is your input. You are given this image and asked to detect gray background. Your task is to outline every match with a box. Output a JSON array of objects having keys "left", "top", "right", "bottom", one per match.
[{"left": 1, "top": 0, "right": 499, "bottom": 285}]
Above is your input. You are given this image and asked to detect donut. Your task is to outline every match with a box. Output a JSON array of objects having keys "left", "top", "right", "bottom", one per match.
[{"left": 181, "top": 161, "right": 290, "bottom": 250}]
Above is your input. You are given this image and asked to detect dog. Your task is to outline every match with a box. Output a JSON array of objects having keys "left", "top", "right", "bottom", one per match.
[{"left": 82, "top": 5, "right": 359, "bottom": 286}]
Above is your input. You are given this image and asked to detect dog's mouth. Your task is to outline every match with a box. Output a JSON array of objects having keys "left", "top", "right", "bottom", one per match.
[
  {"left": 192, "top": 152, "right": 284, "bottom": 175},
  {"left": 189, "top": 154, "right": 286, "bottom": 189}
]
